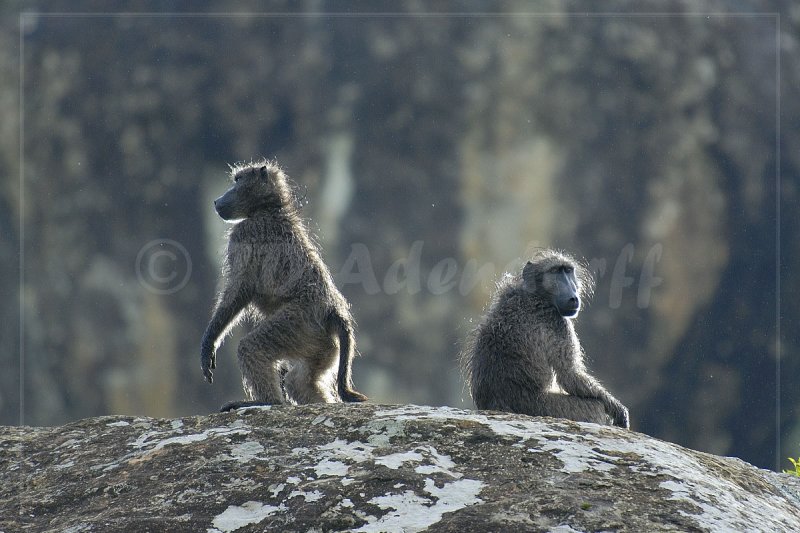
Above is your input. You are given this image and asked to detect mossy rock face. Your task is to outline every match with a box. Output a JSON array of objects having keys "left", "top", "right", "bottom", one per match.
[{"left": 3, "top": 404, "right": 800, "bottom": 532}]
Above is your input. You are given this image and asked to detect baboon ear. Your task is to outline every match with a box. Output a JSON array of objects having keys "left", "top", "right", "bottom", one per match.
[
  {"left": 522, "top": 261, "right": 536, "bottom": 291},
  {"left": 259, "top": 165, "right": 268, "bottom": 178},
  {"left": 522, "top": 261, "right": 535, "bottom": 276}
]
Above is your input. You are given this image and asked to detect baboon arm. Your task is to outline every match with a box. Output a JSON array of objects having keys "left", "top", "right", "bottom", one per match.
[
  {"left": 556, "top": 358, "right": 606, "bottom": 398},
  {"left": 552, "top": 347, "right": 630, "bottom": 429},
  {"left": 560, "top": 372, "right": 629, "bottom": 429},
  {"left": 200, "top": 282, "right": 251, "bottom": 383},
  {"left": 203, "top": 284, "right": 250, "bottom": 349}
]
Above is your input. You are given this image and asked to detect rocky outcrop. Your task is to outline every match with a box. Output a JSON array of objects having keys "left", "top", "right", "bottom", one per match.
[{"left": 4, "top": 404, "right": 799, "bottom": 532}]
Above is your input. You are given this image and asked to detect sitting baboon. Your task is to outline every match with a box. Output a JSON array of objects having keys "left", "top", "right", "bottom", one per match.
[
  {"left": 462, "top": 249, "right": 629, "bottom": 428},
  {"left": 200, "top": 161, "right": 368, "bottom": 407}
]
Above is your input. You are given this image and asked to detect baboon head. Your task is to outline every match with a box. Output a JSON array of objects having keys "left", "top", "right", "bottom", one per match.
[
  {"left": 522, "top": 250, "right": 592, "bottom": 318},
  {"left": 214, "top": 162, "right": 293, "bottom": 221}
]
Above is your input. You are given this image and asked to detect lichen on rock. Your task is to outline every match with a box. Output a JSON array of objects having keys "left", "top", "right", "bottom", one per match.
[{"left": 3, "top": 404, "right": 799, "bottom": 532}]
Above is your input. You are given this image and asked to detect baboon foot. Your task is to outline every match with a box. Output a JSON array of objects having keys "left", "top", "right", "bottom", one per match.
[
  {"left": 340, "top": 388, "right": 369, "bottom": 402},
  {"left": 219, "top": 400, "right": 275, "bottom": 412}
]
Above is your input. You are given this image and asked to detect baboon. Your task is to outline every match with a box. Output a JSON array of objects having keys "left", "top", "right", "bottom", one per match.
[
  {"left": 200, "top": 161, "right": 368, "bottom": 408},
  {"left": 462, "top": 249, "right": 629, "bottom": 428}
]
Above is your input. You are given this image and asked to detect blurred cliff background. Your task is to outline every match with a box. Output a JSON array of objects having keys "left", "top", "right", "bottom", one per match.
[{"left": 1, "top": 0, "right": 797, "bottom": 471}]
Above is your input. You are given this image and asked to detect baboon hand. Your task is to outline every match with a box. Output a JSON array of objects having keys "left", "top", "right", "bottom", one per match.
[
  {"left": 200, "top": 345, "right": 216, "bottom": 384},
  {"left": 610, "top": 403, "right": 630, "bottom": 429}
]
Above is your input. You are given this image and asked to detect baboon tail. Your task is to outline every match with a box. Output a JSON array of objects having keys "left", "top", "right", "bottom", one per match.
[{"left": 327, "top": 312, "right": 368, "bottom": 403}]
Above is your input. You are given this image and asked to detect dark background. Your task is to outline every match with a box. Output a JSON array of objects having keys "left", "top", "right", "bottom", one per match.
[{"left": 1, "top": 1, "right": 797, "bottom": 471}]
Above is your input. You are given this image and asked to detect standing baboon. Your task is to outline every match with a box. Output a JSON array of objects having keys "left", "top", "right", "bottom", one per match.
[
  {"left": 462, "top": 249, "right": 629, "bottom": 428},
  {"left": 200, "top": 161, "right": 368, "bottom": 407}
]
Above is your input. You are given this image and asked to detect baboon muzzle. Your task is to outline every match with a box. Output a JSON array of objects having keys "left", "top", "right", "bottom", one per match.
[{"left": 214, "top": 195, "right": 236, "bottom": 220}]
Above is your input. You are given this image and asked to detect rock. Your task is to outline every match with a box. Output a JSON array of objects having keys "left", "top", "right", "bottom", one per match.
[{"left": 3, "top": 404, "right": 799, "bottom": 532}]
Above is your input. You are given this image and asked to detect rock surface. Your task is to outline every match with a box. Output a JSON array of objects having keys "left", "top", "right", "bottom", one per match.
[{"left": 4, "top": 404, "right": 799, "bottom": 532}]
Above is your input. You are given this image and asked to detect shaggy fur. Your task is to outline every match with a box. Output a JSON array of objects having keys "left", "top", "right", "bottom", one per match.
[
  {"left": 462, "top": 249, "right": 629, "bottom": 428},
  {"left": 201, "top": 161, "right": 367, "bottom": 406}
]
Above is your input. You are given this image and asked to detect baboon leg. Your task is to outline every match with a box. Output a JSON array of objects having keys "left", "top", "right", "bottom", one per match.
[
  {"left": 236, "top": 308, "right": 310, "bottom": 405},
  {"left": 237, "top": 349, "right": 284, "bottom": 404},
  {"left": 284, "top": 357, "right": 338, "bottom": 404},
  {"left": 480, "top": 384, "right": 611, "bottom": 425},
  {"left": 537, "top": 393, "right": 610, "bottom": 425}
]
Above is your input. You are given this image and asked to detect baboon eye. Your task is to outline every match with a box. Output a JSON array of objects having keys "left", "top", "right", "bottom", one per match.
[{"left": 564, "top": 266, "right": 573, "bottom": 274}]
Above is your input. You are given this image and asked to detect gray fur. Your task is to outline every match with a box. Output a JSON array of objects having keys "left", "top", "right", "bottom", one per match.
[
  {"left": 201, "top": 160, "right": 367, "bottom": 406},
  {"left": 462, "top": 249, "right": 629, "bottom": 428}
]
